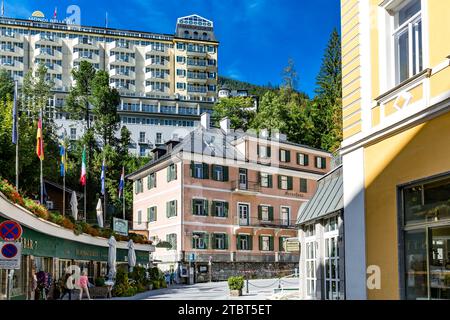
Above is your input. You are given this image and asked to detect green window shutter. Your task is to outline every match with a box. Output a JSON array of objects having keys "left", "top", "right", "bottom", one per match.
[
  {"left": 258, "top": 205, "right": 262, "bottom": 220},
  {"left": 224, "top": 234, "right": 229, "bottom": 250},
  {"left": 286, "top": 151, "right": 291, "bottom": 162},
  {"left": 211, "top": 234, "right": 216, "bottom": 249},
  {"left": 257, "top": 144, "right": 260, "bottom": 156},
  {"left": 211, "top": 201, "right": 216, "bottom": 217},
  {"left": 154, "top": 173, "right": 157, "bottom": 188},
  {"left": 269, "top": 236, "right": 274, "bottom": 251},
  {"left": 279, "top": 237, "right": 284, "bottom": 252},
  {"left": 268, "top": 175, "right": 273, "bottom": 188},
  {"left": 223, "top": 166, "right": 229, "bottom": 181},
  {"left": 211, "top": 164, "right": 216, "bottom": 180},
  {"left": 204, "top": 200, "right": 209, "bottom": 216},
  {"left": 268, "top": 206, "right": 274, "bottom": 221},
  {"left": 192, "top": 235, "right": 196, "bottom": 249},
  {"left": 166, "top": 202, "right": 169, "bottom": 218},
  {"left": 174, "top": 164, "right": 177, "bottom": 180},
  {"left": 287, "top": 176, "right": 293, "bottom": 190},
  {"left": 154, "top": 207, "right": 157, "bottom": 221},
  {"left": 259, "top": 236, "right": 263, "bottom": 251},
  {"left": 249, "top": 235, "right": 253, "bottom": 250},
  {"left": 267, "top": 146, "right": 271, "bottom": 157},
  {"left": 134, "top": 181, "right": 138, "bottom": 194},
  {"left": 167, "top": 167, "right": 170, "bottom": 182},
  {"left": 278, "top": 175, "right": 282, "bottom": 189},
  {"left": 296, "top": 153, "right": 300, "bottom": 165},
  {"left": 279, "top": 149, "right": 282, "bottom": 161},
  {"left": 191, "top": 199, "right": 195, "bottom": 215},
  {"left": 147, "top": 175, "right": 151, "bottom": 189},
  {"left": 190, "top": 161, "right": 194, "bottom": 177},
  {"left": 224, "top": 202, "right": 229, "bottom": 217},
  {"left": 174, "top": 200, "right": 177, "bottom": 216},
  {"left": 147, "top": 207, "right": 151, "bottom": 221},
  {"left": 204, "top": 233, "right": 209, "bottom": 249},
  {"left": 305, "top": 154, "right": 309, "bottom": 166},
  {"left": 236, "top": 235, "right": 241, "bottom": 250},
  {"left": 300, "top": 178, "right": 308, "bottom": 193},
  {"left": 203, "top": 163, "right": 209, "bottom": 179},
  {"left": 258, "top": 172, "right": 261, "bottom": 185}
]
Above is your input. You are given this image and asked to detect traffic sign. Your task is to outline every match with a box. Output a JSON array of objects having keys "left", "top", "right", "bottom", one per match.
[
  {"left": 0, "top": 241, "right": 22, "bottom": 269},
  {"left": 0, "top": 220, "right": 23, "bottom": 241}
]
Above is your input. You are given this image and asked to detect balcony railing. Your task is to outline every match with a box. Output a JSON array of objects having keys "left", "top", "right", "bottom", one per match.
[
  {"left": 230, "top": 180, "right": 261, "bottom": 194},
  {"left": 234, "top": 216, "right": 296, "bottom": 229}
]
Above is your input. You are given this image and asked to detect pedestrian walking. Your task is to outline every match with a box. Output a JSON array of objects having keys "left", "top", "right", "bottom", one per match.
[
  {"left": 77, "top": 270, "right": 91, "bottom": 300},
  {"left": 60, "top": 271, "right": 73, "bottom": 300}
]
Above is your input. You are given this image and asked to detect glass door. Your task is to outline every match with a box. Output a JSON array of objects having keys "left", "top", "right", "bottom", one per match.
[
  {"left": 238, "top": 203, "right": 249, "bottom": 226},
  {"left": 239, "top": 168, "right": 248, "bottom": 190},
  {"left": 429, "top": 226, "right": 450, "bottom": 299}
]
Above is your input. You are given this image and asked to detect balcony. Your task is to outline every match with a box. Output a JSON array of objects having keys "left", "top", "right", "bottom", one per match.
[
  {"left": 0, "top": 59, "right": 24, "bottom": 71},
  {"left": 108, "top": 40, "right": 134, "bottom": 53},
  {"left": 234, "top": 216, "right": 296, "bottom": 229},
  {"left": 73, "top": 37, "right": 98, "bottom": 49},
  {"left": 187, "top": 60, "right": 207, "bottom": 70},
  {"left": 138, "top": 138, "right": 150, "bottom": 145},
  {"left": 0, "top": 45, "right": 24, "bottom": 57},
  {"left": 44, "top": 63, "right": 63, "bottom": 74},
  {"left": 187, "top": 73, "right": 208, "bottom": 84},
  {"left": 109, "top": 54, "right": 135, "bottom": 66},
  {"left": 145, "top": 71, "right": 170, "bottom": 82},
  {"left": 0, "top": 32, "right": 23, "bottom": 43},
  {"left": 144, "top": 85, "right": 169, "bottom": 95},
  {"left": 110, "top": 82, "right": 136, "bottom": 93},
  {"left": 186, "top": 50, "right": 208, "bottom": 58},
  {"left": 230, "top": 180, "right": 260, "bottom": 195},
  {"left": 35, "top": 48, "right": 63, "bottom": 60},
  {"left": 73, "top": 51, "right": 99, "bottom": 63},
  {"left": 145, "top": 45, "right": 169, "bottom": 56},
  {"left": 36, "top": 34, "right": 62, "bottom": 46},
  {"left": 110, "top": 68, "right": 135, "bottom": 80},
  {"left": 145, "top": 58, "right": 170, "bottom": 69}
]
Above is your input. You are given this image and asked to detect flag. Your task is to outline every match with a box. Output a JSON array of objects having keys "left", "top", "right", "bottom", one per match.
[
  {"left": 105, "top": 12, "right": 108, "bottom": 28},
  {"left": 118, "top": 166, "right": 124, "bottom": 198},
  {"left": 36, "top": 111, "right": 44, "bottom": 161},
  {"left": 12, "top": 81, "right": 17, "bottom": 144},
  {"left": 53, "top": 7, "right": 57, "bottom": 19},
  {"left": 1, "top": 1, "right": 4, "bottom": 17},
  {"left": 80, "top": 145, "right": 86, "bottom": 186},
  {"left": 59, "top": 139, "right": 66, "bottom": 177},
  {"left": 101, "top": 158, "right": 106, "bottom": 195}
]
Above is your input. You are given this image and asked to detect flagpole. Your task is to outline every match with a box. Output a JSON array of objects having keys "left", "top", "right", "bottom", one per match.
[
  {"left": 39, "top": 109, "right": 43, "bottom": 205},
  {"left": 40, "top": 156, "right": 43, "bottom": 204},
  {"left": 13, "top": 80, "right": 18, "bottom": 190},
  {"left": 62, "top": 172, "right": 65, "bottom": 216},
  {"left": 122, "top": 191, "right": 125, "bottom": 220},
  {"left": 84, "top": 184, "right": 86, "bottom": 222}
]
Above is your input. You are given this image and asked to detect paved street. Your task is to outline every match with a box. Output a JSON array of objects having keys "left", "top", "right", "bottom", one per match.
[{"left": 111, "top": 278, "right": 300, "bottom": 300}]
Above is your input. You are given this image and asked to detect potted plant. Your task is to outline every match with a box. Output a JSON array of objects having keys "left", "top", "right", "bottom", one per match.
[{"left": 228, "top": 276, "right": 244, "bottom": 296}]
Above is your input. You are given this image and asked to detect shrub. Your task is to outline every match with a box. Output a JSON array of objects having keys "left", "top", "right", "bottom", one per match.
[
  {"left": 24, "top": 198, "right": 49, "bottom": 219},
  {"left": 152, "top": 280, "right": 160, "bottom": 290},
  {"left": 94, "top": 277, "right": 105, "bottom": 287},
  {"left": 61, "top": 217, "right": 75, "bottom": 230},
  {"left": 228, "top": 276, "right": 244, "bottom": 291},
  {"left": 0, "top": 178, "right": 25, "bottom": 206}
]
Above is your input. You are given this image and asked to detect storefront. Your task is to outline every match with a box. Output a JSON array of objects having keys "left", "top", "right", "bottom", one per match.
[
  {"left": 400, "top": 173, "right": 450, "bottom": 300},
  {"left": 0, "top": 193, "right": 154, "bottom": 300}
]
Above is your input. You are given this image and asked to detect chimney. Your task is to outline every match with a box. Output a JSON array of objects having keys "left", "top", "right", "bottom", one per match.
[
  {"left": 200, "top": 112, "right": 210, "bottom": 129},
  {"left": 220, "top": 117, "right": 231, "bottom": 134}
]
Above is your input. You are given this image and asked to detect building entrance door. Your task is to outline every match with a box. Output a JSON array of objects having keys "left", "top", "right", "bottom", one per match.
[{"left": 239, "top": 169, "right": 248, "bottom": 190}]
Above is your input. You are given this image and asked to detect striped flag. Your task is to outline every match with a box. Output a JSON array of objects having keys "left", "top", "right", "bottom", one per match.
[
  {"left": 101, "top": 158, "right": 106, "bottom": 195},
  {"left": 59, "top": 139, "right": 66, "bottom": 177},
  {"left": 53, "top": 7, "right": 57, "bottom": 19},
  {"left": 12, "top": 81, "right": 17, "bottom": 144},
  {"left": 118, "top": 166, "right": 125, "bottom": 198},
  {"left": 80, "top": 145, "right": 86, "bottom": 186},
  {"left": 36, "top": 111, "right": 44, "bottom": 161}
]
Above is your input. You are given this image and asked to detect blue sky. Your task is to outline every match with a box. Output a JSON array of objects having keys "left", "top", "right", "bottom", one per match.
[{"left": 6, "top": 0, "right": 341, "bottom": 96}]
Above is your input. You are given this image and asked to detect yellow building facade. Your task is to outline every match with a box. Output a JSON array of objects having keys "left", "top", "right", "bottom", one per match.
[{"left": 341, "top": 0, "right": 450, "bottom": 299}]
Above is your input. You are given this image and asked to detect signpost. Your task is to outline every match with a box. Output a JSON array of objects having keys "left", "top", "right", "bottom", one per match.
[{"left": 0, "top": 220, "right": 23, "bottom": 300}]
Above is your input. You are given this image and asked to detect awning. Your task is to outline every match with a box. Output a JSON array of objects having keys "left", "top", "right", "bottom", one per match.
[{"left": 296, "top": 165, "right": 343, "bottom": 225}]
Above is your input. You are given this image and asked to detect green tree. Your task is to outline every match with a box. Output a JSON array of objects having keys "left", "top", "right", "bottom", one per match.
[
  {"left": 21, "top": 63, "right": 53, "bottom": 121},
  {"left": 0, "top": 69, "right": 14, "bottom": 103},
  {"left": 91, "top": 70, "right": 121, "bottom": 147},
  {"left": 251, "top": 91, "right": 285, "bottom": 131},
  {"left": 212, "top": 96, "right": 256, "bottom": 130}
]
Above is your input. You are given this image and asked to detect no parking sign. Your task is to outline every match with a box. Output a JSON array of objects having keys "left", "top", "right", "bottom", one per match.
[{"left": 0, "top": 241, "right": 22, "bottom": 269}]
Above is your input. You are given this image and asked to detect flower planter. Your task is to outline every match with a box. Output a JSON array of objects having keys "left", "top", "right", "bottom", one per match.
[
  {"left": 229, "top": 289, "right": 242, "bottom": 297},
  {"left": 90, "top": 286, "right": 110, "bottom": 299}
]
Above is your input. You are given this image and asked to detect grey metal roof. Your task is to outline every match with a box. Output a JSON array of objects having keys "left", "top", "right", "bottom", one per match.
[{"left": 296, "top": 165, "right": 343, "bottom": 225}]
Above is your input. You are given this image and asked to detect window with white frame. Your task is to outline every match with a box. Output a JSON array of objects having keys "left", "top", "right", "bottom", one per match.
[
  {"left": 306, "top": 240, "right": 317, "bottom": 298},
  {"left": 393, "top": 0, "right": 423, "bottom": 84},
  {"left": 324, "top": 215, "right": 341, "bottom": 300}
]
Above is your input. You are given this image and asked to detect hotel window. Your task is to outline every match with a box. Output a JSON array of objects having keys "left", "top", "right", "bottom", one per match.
[
  {"left": 305, "top": 224, "right": 316, "bottom": 237},
  {"left": 190, "top": 162, "right": 209, "bottom": 179},
  {"left": 166, "top": 233, "right": 177, "bottom": 250},
  {"left": 134, "top": 179, "right": 143, "bottom": 194},
  {"left": 257, "top": 145, "right": 271, "bottom": 158},
  {"left": 176, "top": 69, "right": 186, "bottom": 76},
  {"left": 156, "top": 133, "right": 162, "bottom": 144},
  {"left": 167, "top": 164, "right": 177, "bottom": 182},
  {"left": 70, "top": 128, "right": 76, "bottom": 140},
  {"left": 212, "top": 201, "right": 228, "bottom": 218},
  {"left": 281, "top": 207, "right": 291, "bottom": 226},
  {"left": 300, "top": 178, "right": 308, "bottom": 193},
  {"left": 315, "top": 156, "right": 326, "bottom": 169},
  {"left": 279, "top": 149, "right": 291, "bottom": 162},
  {"left": 176, "top": 43, "right": 185, "bottom": 50},
  {"left": 147, "top": 206, "right": 157, "bottom": 222},
  {"left": 297, "top": 153, "right": 309, "bottom": 166},
  {"left": 258, "top": 205, "right": 274, "bottom": 221},
  {"left": 211, "top": 165, "right": 228, "bottom": 181},
  {"left": 139, "top": 146, "right": 146, "bottom": 157},
  {"left": 176, "top": 56, "right": 186, "bottom": 63},
  {"left": 166, "top": 200, "right": 177, "bottom": 218},
  {"left": 259, "top": 235, "right": 274, "bottom": 251},
  {"left": 259, "top": 172, "right": 273, "bottom": 188},
  {"left": 237, "top": 234, "right": 252, "bottom": 251},
  {"left": 139, "top": 132, "right": 146, "bottom": 143},
  {"left": 306, "top": 240, "right": 318, "bottom": 298},
  {"left": 192, "top": 232, "right": 208, "bottom": 249},
  {"left": 324, "top": 215, "right": 341, "bottom": 300},
  {"left": 147, "top": 173, "right": 156, "bottom": 189},
  {"left": 212, "top": 233, "right": 228, "bottom": 250},
  {"left": 192, "top": 199, "right": 208, "bottom": 216},
  {"left": 278, "top": 175, "right": 293, "bottom": 190},
  {"left": 393, "top": 0, "right": 423, "bottom": 84}
]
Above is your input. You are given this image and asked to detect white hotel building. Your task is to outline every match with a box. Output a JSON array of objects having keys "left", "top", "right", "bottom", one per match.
[{"left": 0, "top": 13, "right": 219, "bottom": 155}]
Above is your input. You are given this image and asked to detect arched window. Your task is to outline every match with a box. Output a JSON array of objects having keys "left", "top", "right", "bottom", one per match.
[
  {"left": 184, "top": 30, "right": 190, "bottom": 38},
  {"left": 193, "top": 31, "right": 199, "bottom": 39},
  {"left": 202, "top": 32, "right": 208, "bottom": 40}
]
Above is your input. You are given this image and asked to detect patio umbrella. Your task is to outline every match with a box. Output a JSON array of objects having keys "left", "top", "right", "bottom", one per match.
[
  {"left": 127, "top": 240, "right": 136, "bottom": 272},
  {"left": 96, "top": 198, "right": 104, "bottom": 228},
  {"left": 107, "top": 236, "right": 117, "bottom": 281},
  {"left": 70, "top": 191, "right": 78, "bottom": 220}
]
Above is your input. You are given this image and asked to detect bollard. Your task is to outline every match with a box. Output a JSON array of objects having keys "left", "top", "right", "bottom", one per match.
[{"left": 246, "top": 276, "right": 249, "bottom": 294}]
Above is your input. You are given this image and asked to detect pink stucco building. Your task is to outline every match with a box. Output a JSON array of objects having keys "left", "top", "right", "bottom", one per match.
[{"left": 127, "top": 113, "right": 331, "bottom": 282}]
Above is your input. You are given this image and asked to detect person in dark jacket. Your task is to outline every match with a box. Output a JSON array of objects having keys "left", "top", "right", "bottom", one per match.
[{"left": 60, "top": 271, "right": 73, "bottom": 300}]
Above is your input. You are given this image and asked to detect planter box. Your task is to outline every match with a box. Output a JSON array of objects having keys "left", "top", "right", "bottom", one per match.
[
  {"left": 90, "top": 286, "right": 111, "bottom": 299},
  {"left": 229, "top": 289, "right": 242, "bottom": 297}
]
